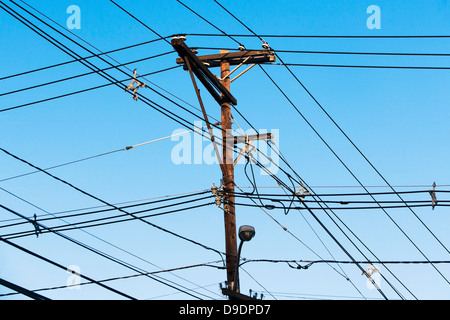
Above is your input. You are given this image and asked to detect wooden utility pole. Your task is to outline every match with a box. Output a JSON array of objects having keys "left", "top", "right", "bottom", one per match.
[
  {"left": 219, "top": 50, "right": 238, "bottom": 291},
  {"left": 172, "top": 36, "right": 275, "bottom": 298}
]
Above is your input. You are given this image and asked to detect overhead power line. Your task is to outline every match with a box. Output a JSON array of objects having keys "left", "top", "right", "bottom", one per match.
[
  {"left": 176, "top": 0, "right": 391, "bottom": 300},
  {"left": 185, "top": 33, "right": 450, "bottom": 39},
  {"left": 0, "top": 36, "right": 172, "bottom": 82},
  {"left": 206, "top": 0, "right": 450, "bottom": 287},
  {"left": 0, "top": 146, "right": 225, "bottom": 262},
  {"left": 206, "top": 0, "right": 449, "bottom": 298},
  {"left": 241, "top": 259, "right": 450, "bottom": 270},
  {"left": 0, "top": 65, "right": 180, "bottom": 113},
  {"left": 0, "top": 51, "right": 176, "bottom": 97},
  {"left": 266, "top": 62, "right": 450, "bottom": 70},
  {"left": 0, "top": 235, "right": 137, "bottom": 300},
  {"left": 195, "top": 46, "right": 450, "bottom": 57}
]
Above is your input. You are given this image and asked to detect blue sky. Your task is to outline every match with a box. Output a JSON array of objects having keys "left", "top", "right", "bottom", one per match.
[{"left": 0, "top": 0, "right": 450, "bottom": 300}]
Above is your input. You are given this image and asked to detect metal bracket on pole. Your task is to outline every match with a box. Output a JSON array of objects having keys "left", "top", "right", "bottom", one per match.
[
  {"left": 172, "top": 36, "right": 237, "bottom": 106},
  {"left": 218, "top": 56, "right": 252, "bottom": 81},
  {"left": 233, "top": 133, "right": 273, "bottom": 167},
  {"left": 230, "top": 64, "right": 256, "bottom": 83}
]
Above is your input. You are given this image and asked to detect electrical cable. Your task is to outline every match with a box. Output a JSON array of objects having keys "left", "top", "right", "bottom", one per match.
[
  {"left": 194, "top": 46, "right": 450, "bottom": 57},
  {"left": 0, "top": 200, "right": 214, "bottom": 300},
  {"left": 174, "top": 0, "right": 242, "bottom": 47},
  {"left": 0, "top": 186, "right": 221, "bottom": 299},
  {"left": 0, "top": 51, "right": 175, "bottom": 97},
  {"left": 0, "top": 0, "right": 208, "bottom": 141},
  {"left": 178, "top": 0, "right": 407, "bottom": 299},
  {"left": 266, "top": 62, "right": 450, "bottom": 70},
  {"left": 0, "top": 234, "right": 137, "bottom": 300},
  {"left": 0, "top": 260, "right": 225, "bottom": 298},
  {"left": 0, "top": 66, "right": 181, "bottom": 113},
  {"left": 0, "top": 36, "right": 172, "bottom": 82},
  {"left": 0, "top": 147, "right": 225, "bottom": 264},
  {"left": 185, "top": 32, "right": 450, "bottom": 39},
  {"left": 3, "top": 198, "right": 214, "bottom": 240},
  {"left": 0, "top": 190, "right": 211, "bottom": 230}
]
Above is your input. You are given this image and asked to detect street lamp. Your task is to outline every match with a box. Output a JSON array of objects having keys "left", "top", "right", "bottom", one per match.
[{"left": 233, "top": 225, "right": 255, "bottom": 292}]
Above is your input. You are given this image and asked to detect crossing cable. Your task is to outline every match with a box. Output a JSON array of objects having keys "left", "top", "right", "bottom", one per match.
[
  {"left": 106, "top": 1, "right": 280, "bottom": 165},
  {"left": 191, "top": 1, "right": 413, "bottom": 299},
  {"left": 216, "top": 87, "right": 411, "bottom": 298},
  {"left": 184, "top": 33, "right": 450, "bottom": 39},
  {"left": 248, "top": 141, "right": 415, "bottom": 299},
  {"left": 0, "top": 203, "right": 213, "bottom": 300},
  {"left": 177, "top": 1, "right": 401, "bottom": 299},
  {"left": 267, "top": 56, "right": 450, "bottom": 257},
  {"left": 0, "top": 202, "right": 215, "bottom": 300},
  {"left": 109, "top": 1, "right": 287, "bottom": 168},
  {"left": 107, "top": 0, "right": 226, "bottom": 126},
  {"left": 3, "top": 197, "right": 214, "bottom": 240},
  {"left": 0, "top": 1, "right": 316, "bottom": 300},
  {"left": 0, "top": 51, "right": 175, "bottom": 97},
  {"left": 173, "top": 0, "right": 242, "bottom": 47},
  {"left": 0, "top": 189, "right": 210, "bottom": 228},
  {"left": 0, "top": 147, "right": 226, "bottom": 265},
  {"left": 0, "top": 278, "right": 50, "bottom": 300},
  {"left": 234, "top": 181, "right": 368, "bottom": 298},
  {"left": 192, "top": 46, "right": 450, "bottom": 57},
  {"left": 21, "top": 0, "right": 218, "bottom": 127},
  {"left": 248, "top": 156, "right": 391, "bottom": 299},
  {"left": 241, "top": 259, "right": 450, "bottom": 269},
  {"left": 0, "top": 36, "right": 171, "bottom": 82},
  {"left": 0, "top": 1, "right": 191, "bottom": 127},
  {"left": 207, "top": 2, "right": 449, "bottom": 261},
  {"left": 0, "top": 186, "right": 221, "bottom": 299},
  {"left": 18, "top": 0, "right": 217, "bottom": 129},
  {"left": 4, "top": 0, "right": 234, "bottom": 156},
  {"left": 0, "top": 0, "right": 238, "bottom": 267},
  {"left": 0, "top": 233, "right": 137, "bottom": 300},
  {"left": 233, "top": 128, "right": 358, "bottom": 291},
  {"left": 234, "top": 141, "right": 368, "bottom": 298},
  {"left": 1, "top": 1, "right": 205, "bottom": 133},
  {"left": 246, "top": 150, "right": 405, "bottom": 299},
  {"left": 0, "top": 260, "right": 225, "bottom": 298},
  {"left": 208, "top": 1, "right": 450, "bottom": 259},
  {"left": 257, "top": 61, "right": 450, "bottom": 285},
  {"left": 0, "top": 123, "right": 211, "bottom": 186},
  {"left": 218, "top": 32, "right": 428, "bottom": 296},
  {"left": 233, "top": 189, "right": 448, "bottom": 198},
  {"left": 0, "top": 66, "right": 181, "bottom": 113},
  {"left": 266, "top": 62, "right": 450, "bottom": 71},
  {"left": 1, "top": 0, "right": 244, "bottom": 176},
  {"left": 0, "top": 1, "right": 213, "bottom": 137}
]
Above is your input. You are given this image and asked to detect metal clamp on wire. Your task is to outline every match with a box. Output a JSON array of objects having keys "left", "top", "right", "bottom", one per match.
[
  {"left": 32, "top": 214, "right": 42, "bottom": 238},
  {"left": 429, "top": 182, "right": 437, "bottom": 210},
  {"left": 125, "top": 69, "right": 146, "bottom": 100},
  {"left": 295, "top": 182, "right": 310, "bottom": 201}
]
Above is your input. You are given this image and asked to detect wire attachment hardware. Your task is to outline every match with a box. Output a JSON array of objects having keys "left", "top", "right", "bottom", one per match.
[
  {"left": 262, "top": 41, "right": 271, "bottom": 50},
  {"left": 429, "top": 182, "right": 437, "bottom": 210},
  {"left": 125, "top": 69, "right": 146, "bottom": 100},
  {"left": 32, "top": 214, "right": 42, "bottom": 238},
  {"left": 212, "top": 183, "right": 224, "bottom": 207},
  {"left": 295, "top": 182, "right": 310, "bottom": 201}
]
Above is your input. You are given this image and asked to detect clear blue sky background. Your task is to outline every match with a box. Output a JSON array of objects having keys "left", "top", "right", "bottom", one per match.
[{"left": 1, "top": 0, "right": 450, "bottom": 300}]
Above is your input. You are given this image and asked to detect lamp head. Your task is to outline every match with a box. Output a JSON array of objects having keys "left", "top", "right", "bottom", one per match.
[{"left": 239, "top": 225, "right": 255, "bottom": 242}]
